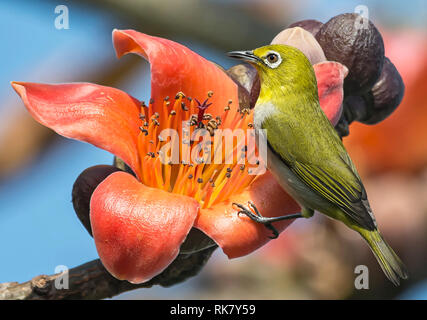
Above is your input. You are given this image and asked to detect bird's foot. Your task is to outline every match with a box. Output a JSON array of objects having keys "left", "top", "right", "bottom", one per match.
[{"left": 232, "top": 201, "right": 304, "bottom": 239}]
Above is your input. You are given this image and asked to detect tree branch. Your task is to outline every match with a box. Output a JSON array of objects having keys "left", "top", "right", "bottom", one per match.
[
  {"left": 0, "top": 246, "right": 216, "bottom": 300},
  {"left": 75, "top": 0, "right": 279, "bottom": 50}
]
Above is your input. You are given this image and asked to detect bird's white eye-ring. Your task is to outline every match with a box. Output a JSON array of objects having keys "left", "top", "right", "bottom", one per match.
[{"left": 264, "top": 51, "right": 282, "bottom": 68}]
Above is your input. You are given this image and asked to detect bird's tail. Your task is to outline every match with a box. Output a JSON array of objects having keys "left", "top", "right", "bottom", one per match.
[{"left": 359, "top": 229, "right": 408, "bottom": 286}]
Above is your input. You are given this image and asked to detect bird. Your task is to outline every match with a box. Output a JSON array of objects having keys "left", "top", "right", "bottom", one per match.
[{"left": 227, "top": 44, "right": 408, "bottom": 285}]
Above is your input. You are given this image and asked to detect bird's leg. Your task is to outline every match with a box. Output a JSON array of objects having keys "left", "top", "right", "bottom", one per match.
[{"left": 232, "top": 202, "right": 307, "bottom": 239}]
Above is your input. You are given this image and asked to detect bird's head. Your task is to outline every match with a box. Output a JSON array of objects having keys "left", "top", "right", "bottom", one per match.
[{"left": 227, "top": 44, "right": 317, "bottom": 97}]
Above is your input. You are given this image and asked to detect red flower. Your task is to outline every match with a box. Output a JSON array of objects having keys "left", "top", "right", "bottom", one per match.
[{"left": 11, "top": 29, "right": 346, "bottom": 283}]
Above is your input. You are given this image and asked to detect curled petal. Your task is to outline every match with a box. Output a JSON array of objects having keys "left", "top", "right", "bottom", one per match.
[
  {"left": 313, "top": 61, "right": 349, "bottom": 125},
  {"left": 11, "top": 82, "right": 143, "bottom": 178},
  {"left": 112, "top": 29, "right": 238, "bottom": 120},
  {"left": 195, "top": 171, "right": 300, "bottom": 258},
  {"left": 90, "top": 171, "right": 199, "bottom": 283}
]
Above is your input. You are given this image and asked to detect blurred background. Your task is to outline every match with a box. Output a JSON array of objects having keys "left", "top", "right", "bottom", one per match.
[{"left": 0, "top": 0, "right": 426, "bottom": 299}]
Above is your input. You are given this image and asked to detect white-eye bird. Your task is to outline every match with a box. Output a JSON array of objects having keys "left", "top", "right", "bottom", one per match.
[{"left": 228, "top": 45, "right": 408, "bottom": 285}]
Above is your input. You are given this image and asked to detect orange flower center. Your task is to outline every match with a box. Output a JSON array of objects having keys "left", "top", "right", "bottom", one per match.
[{"left": 136, "top": 91, "right": 259, "bottom": 209}]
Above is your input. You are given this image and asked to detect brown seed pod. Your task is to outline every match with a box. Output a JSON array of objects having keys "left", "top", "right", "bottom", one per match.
[
  {"left": 315, "top": 13, "right": 385, "bottom": 95},
  {"left": 334, "top": 95, "right": 367, "bottom": 137},
  {"left": 336, "top": 57, "right": 404, "bottom": 135},
  {"left": 226, "top": 64, "right": 259, "bottom": 109},
  {"left": 344, "top": 95, "right": 369, "bottom": 124},
  {"left": 179, "top": 228, "right": 216, "bottom": 255},
  {"left": 361, "top": 57, "right": 405, "bottom": 124},
  {"left": 288, "top": 19, "right": 323, "bottom": 36},
  {"left": 72, "top": 165, "right": 121, "bottom": 236}
]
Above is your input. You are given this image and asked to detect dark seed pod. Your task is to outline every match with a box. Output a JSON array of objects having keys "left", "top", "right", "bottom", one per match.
[
  {"left": 179, "top": 228, "right": 217, "bottom": 255},
  {"left": 114, "top": 156, "right": 136, "bottom": 176},
  {"left": 249, "top": 75, "right": 260, "bottom": 109},
  {"left": 226, "top": 64, "right": 257, "bottom": 96},
  {"left": 315, "top": 13, "right": 385, "bottom": 95},
  {"left": 343, "top": 95, "right": 369, "bottom": 124},
  {"left": 334, "top": 116, "right": 350, "bottom": 138},
  {"left": 72, "top": 165, "right": 121, "bottom": 236},
  {"left": 336, "top": 57, "right": 404, "bottom": 134},
  {"left": 226, "top": 64, "right": 260, "bottom": 109},
  {"left": 288, "top": 19, "right": 323, "bottom": 36},
  {"left": 334, "top": 95, "right": 367, "bottom": 137},
  {"left": 361, "top": 57, "right": 405, "bottom": 124}
]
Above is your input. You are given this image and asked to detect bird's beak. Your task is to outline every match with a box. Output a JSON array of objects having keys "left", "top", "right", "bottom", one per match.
[{"left": 227, "top": 50, "right": 261, "bottom": 63}]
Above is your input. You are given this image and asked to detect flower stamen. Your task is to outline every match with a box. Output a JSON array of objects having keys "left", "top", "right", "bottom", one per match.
[{"left": 136, "top": 91, "right": 258, "bottom": 208}]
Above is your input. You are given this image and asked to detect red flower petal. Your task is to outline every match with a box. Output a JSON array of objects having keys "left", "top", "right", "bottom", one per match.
[
  {"left": 90, "top": 171, "right": 199, "bottom": 283},
  {"left": 314, "top": 61, "right": 348, "bottom": 125},
  {"left": 113, "top": 29, "right": 238, "bottom": 119},
  {"left": 11, "top": 82, "right": 142, "bottom": 178},
  {"left": 195, "top": 171, "right": 300, "bottom": 258}
]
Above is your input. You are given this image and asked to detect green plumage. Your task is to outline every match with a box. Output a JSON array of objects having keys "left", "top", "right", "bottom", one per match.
[{"left": 242, "top": 44, "right": 407, "bottom": 285}]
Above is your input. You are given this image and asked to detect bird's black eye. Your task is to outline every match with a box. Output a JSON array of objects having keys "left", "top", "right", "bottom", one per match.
[{"left": 266, "top": 53, "right": 279, "bottom": 63}]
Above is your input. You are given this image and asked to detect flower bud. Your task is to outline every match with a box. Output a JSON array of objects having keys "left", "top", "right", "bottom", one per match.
[
  {"left": 271, "top": 27, "right": 327, "bottom": 65},
  {"left": 288, "top": 19, "right": 323, "bottom": 36}
]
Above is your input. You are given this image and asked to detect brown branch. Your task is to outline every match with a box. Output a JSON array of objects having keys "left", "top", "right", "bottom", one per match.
[{"left": 0, "top": 246, "right": 216, "bottom": 300}]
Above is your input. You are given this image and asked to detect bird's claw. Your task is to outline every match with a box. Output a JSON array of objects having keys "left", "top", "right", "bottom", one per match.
[{"left": 232, "top": 202, "right": 279, "bottom": 239}]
